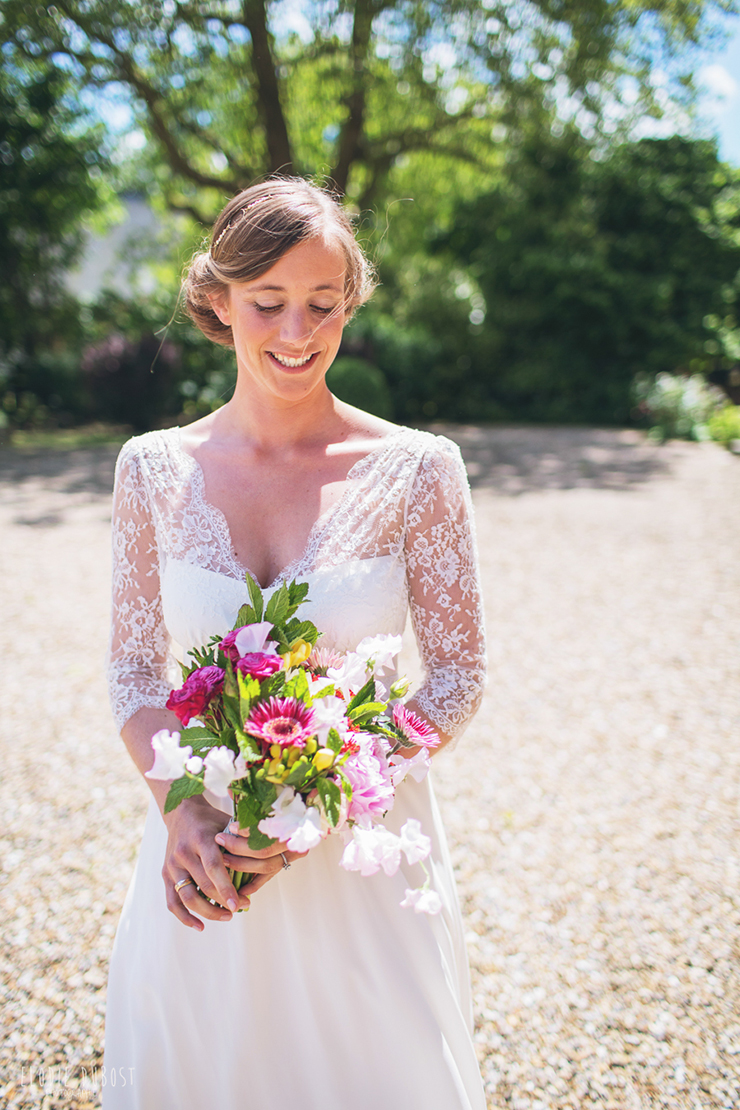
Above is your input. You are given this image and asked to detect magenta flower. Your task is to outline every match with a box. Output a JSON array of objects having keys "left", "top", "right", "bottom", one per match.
[
  {"left": 166, "top": 665, "right": 224, "bottom": 726},
  {"left": 245, "top": 697, "right": 316, "bottom": 749},
  {"left": 236, "top": 652, "right": 283, "bottom": 682},
  {"left": 392, "top": 704, "right": 440, "bottom": 749}
]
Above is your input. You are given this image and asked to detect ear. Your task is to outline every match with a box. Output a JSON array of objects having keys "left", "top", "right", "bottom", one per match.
[{"left": 208, "top": 289, "right": 232, "bottom": 327}]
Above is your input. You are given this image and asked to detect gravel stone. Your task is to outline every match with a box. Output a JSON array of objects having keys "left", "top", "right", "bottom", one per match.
[{"left": 1, "top": 427, "right": 738, "bottom": 1109}]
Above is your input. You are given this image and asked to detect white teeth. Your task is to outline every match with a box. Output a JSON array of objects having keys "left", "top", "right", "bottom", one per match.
[{"left": 271, "top": 352, "right": 313, "bottom": 367}]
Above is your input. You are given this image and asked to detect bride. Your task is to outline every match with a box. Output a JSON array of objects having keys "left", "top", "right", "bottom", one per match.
[{"left": 105, "top": 178, "right": 487, "bottom": 1109}]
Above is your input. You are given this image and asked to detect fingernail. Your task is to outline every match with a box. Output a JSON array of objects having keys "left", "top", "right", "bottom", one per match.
[
  {"left": 227, "top": 898, "right": 238, "bottom": 912},
  {"left": 215, "top": 835, "right": 226, "bottom": 846}
]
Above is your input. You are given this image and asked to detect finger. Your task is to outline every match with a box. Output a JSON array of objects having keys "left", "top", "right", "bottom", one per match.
[
  {"left": 176, "top": 874, "right": 239, "bottom": 921},
  {"left": 222, "top": 827, "right": 291, "bottom": 858},
  {"left": 187, "top": 853, "right": 241, "bottom": 915},
  {"left": 165, "top": 878, "right": 206, "bottom": 930},
  {"left": 218, "top": 850, "right": 284, "bottom": 876}
]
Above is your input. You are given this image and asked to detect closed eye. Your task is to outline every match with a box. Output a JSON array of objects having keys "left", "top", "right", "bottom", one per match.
[{"left": 254, "top": 303, "right": 282, "bottom": 313}]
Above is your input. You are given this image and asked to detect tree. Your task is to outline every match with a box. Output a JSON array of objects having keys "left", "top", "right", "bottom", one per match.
[
  {"left": 1, "top": 0, "right": 728, "bottom": 221},
  {"left": 434, "top": 132, "right": 740, "bottom": 422},
  {"left": 0, "top": 61, "right": 108, "bottom": 424}
]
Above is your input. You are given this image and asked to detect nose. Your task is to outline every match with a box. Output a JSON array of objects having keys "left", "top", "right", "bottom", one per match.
[{"left": 279, "top": 305, "right": 312, "bottom": 347}]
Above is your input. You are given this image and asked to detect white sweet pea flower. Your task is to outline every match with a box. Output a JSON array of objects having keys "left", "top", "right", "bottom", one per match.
[
  {"left": 400, "top": 887, "right": 442, "bottom": 915},
  {"left": 327, "top": 652, "right": 368, "bottom": 698},
  {"left": 340, "top": 825, "right": 402, "bottom": 877},
  {"left": 185, "top": 755, "right": 204, "bottom": 774},
  {"left": 310, "top": 695, "right": 349, "bottom": 744},
  {"left": 355, "top": 634, "right": 403, "bottom": 675},
  {"left": 285, "top": 806, "right": 324, "bottom": 852},
  {"left": 308, "top": 674, "right": 335, "bottom": 697},
  {"left": 258, "top": 786, "right": 306, "bottom": 841},
  {"left": 399, "top": 818, "right": 432, "bottom": 865},
  {"left": 203, "top": 746, "right": 240, "bottom": 798},
  {"left": 146, "top": 729, "right": 191, "bottom": 781},
  {"left": 389, "top": 748, "right": 432, "bottom": 787},
  {"left": 234, "top": 621, "right": 279, "bottom": 657}
]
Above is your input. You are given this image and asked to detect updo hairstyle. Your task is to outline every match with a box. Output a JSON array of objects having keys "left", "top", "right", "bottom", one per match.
[{"left": 184, "top": 179, "right": 377, "bottom": 347}]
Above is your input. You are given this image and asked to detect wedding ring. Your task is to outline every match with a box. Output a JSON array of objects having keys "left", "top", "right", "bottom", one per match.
[
  {"left": 174, "top": 878, "right": 195, "bottom": 893},
  {"left": 280, "top": 853, "right": 291, "bottom": 871}
]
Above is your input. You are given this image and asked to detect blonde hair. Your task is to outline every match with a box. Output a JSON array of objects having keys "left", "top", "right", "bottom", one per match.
[{"left": 184, "top": 179, "right": 377, "bottom": 346}]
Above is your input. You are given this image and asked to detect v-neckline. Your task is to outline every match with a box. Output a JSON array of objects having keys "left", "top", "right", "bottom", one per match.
[{"left": 171, "top": 427, "right": 408, "bottom": 590}]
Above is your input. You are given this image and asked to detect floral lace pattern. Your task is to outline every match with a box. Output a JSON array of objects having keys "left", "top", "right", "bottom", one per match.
[{"left": 108, "top": 426, "right": 486, "bottom": 739}]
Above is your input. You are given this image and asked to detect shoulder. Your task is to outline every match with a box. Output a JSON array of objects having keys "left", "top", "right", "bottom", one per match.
[
  {"left": 384, "top": 426, "right": 467, "bottom": 477},
  {"left": 115, "top": 427, "right": 182, "bottom": 478}
]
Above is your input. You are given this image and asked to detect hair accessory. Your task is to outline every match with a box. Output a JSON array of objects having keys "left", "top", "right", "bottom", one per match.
[{"left": 210, "top": 195, "right": 276, "bottom": 255}]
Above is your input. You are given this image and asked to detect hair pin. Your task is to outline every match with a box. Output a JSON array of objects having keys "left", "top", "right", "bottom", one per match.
[{"left": 210, "top": 195, "right": 276, "bottom": 255}]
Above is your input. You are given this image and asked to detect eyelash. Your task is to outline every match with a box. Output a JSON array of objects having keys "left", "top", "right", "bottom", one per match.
[{"left": 253, "top": 303, "right": 335, "bottom": 316}]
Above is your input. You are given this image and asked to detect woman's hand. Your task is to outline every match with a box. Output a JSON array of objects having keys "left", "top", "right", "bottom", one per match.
[
  {"left": 162, "top": 794, "right": 251, "bottom": 931},
  {"left": 215, "top": 824, "right": 308, "bottom": 898}
]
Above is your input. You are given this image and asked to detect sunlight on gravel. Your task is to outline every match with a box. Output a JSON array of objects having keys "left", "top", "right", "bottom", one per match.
[{"left": 1, "top": 428, "right": 739, "bottom": 1109}]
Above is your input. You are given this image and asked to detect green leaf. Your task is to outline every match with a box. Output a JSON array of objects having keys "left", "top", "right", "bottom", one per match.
[
  {"left": 347, "top": 677, "right": 376, "bottom": 712},
  {"left": 233, "top": 603, "right": 258, "bottom": 629},
  {"left": 284, "top": 756, "right": 310, "bottom": 787},
  {"left": 283, "top": 668, "right": 309, "bottom": 700},
  {"left": 335, "top": 766, "right": 353, "bottom": 800},
  {"left": 237, "top": 668, "right": 260, "bottom": 719},
  {"left": 287, "top": 579, "right": 310, "bottom": 610},
  {"left": 180, "top": 725, "right": 220, "bottom": 754},
  {"left": 347, "top": 701, "right": 387, "bottom": 723},
  {"left": 265, "top": 584, "right": 290, "bottom": 626},
  {"left": 236, "top": 794, "right": 261, "bottom": 830},
  {"left": 316, "top": 777, "right": 341, "bottom": 825},
  {"left": 164, "top": 775, "right": 205, "bottom": 813},
  {"left": 326, "top": 727, "right": 343, "bottom": 753},
  {"left": 223, "top": 660, "right": 238, "bottom": 699},
  {"left": 235, "top": 726, "right": 262, "bottom": 762},
  {"left": 247, "top": 826, "right": 276, "bottom": 851},
  {"left": 283, "top": 617, "right": 320, "bottom": 647},
  {"left": 264, "top": 669, "right": 287, "bottom": 697},
  {"left": 222, "top": 693, "right": 242, "bottom": 731},
  {"left": 246, "top": 574, "right": 264, "bottom": 621}
]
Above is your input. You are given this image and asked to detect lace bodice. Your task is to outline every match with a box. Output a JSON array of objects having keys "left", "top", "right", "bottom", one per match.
[{"left": 108, "top": 426, "right": 486, "bottom": 739}]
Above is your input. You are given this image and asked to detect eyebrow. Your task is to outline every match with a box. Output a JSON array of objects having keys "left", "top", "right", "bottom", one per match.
[{"left": 249, "top": 282, "right": 343, "bottom": 293}]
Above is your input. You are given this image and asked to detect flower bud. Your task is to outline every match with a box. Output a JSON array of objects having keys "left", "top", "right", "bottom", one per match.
[
  {"left": 390, "top": 677, "right": 411, "bottom": 700},
  {"left": 304, "top": 736, "right": 318, "bottom": 755},
  {"left": 312, "top": 748, "right": 335, "bottom": 772}
]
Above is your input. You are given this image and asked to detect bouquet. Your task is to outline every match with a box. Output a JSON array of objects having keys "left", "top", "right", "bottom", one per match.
[{"left": 146, "top": 576, "right": 443, "bottom": 914}]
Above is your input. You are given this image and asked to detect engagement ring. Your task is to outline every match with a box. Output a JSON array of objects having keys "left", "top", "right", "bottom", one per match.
[{"left": 280, "top": 853, "right": 291, "bottom": 871}]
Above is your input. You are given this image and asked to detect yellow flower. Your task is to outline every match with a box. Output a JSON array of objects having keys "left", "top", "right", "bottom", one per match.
[
  {"left": 280, "top": 639, "right": 312, "bottom": 669},
  {"left": 312, "top": 748, "right": 335, "bottom": 772}
]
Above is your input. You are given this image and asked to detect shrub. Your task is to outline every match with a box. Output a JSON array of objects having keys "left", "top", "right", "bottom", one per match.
[
  {"left": 632, "top": 372, "right": 727, "bottom": 441},
  {"left": 81, "top": 332, "right": 181, "bottom": 431},
  {"left": 708, "top": 405, "right": 740, "bottom": 448}
]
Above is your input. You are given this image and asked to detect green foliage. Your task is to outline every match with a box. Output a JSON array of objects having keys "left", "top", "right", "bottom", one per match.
[
  {"left": 0, "top": 61, "right": 108, "bottom": 425},
  {"left": 632, "top": 372, "right": 727, "bottom": 440},
  {"left": 435, "top": 133, "right": 740, "bottom": 423},
  {"left": 1, "top": 0, "right": 724, "bottom": 220},
  {"left": 164, "top": 775, "right": 205, "bottom": 813},
  {"left": 708, "top": 404, "right": 740, "bottom": 447},
  {"left": 326, "top": 357, "right": 392, "bottom": 419}
]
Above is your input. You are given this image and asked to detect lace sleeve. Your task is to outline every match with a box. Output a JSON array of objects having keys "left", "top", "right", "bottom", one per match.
[
  {"left": 107, "top": 439, "right": 175, "bottom": 733},
  {"left": 405, "top": 436, "right": 486, "bottom": 741}
]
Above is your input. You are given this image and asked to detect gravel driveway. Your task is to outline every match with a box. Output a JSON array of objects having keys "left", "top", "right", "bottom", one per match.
[{"left": 1, "top": 426, "right": 738, "bottom": 1109}]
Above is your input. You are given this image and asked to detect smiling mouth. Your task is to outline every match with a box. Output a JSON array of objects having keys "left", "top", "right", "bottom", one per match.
[{"left": 269, "top": 351, "right": 316, "bottom": 368}]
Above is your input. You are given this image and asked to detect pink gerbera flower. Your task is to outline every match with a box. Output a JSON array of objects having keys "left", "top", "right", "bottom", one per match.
[
  {"left": 306, "top": 646, "right": 344, "bottom": 675},
  {"left": 245, "top": 697, "right": 316, "bottom": 749},
  {"left": 392, "top": 704, "right": 440, "bottom": 749}
]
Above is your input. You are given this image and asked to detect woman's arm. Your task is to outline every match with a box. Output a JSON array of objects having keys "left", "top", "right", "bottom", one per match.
[{"left": 402, "top": 437, "right": 487, "bottom": 752}]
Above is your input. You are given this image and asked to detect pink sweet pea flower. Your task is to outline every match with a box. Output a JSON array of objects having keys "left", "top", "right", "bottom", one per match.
[
  {"left": 166, "top": 665, "right": 224, "bottom": 726},
  {"left": 400, "top": 887, "right": 442, "bottom": 915},
  {"left": 145, "top": 729, "right": 191, "bottom": 781},
  {"left": 203, "top": 746, "right": 247, "bottom": 798},
  {"left": 219, "top": 621, "right": 278, "bottom": 663},
  {"left": 389, "top": 748, "right": 432, "bottom": 787},
  {"left": 343, "top": 735, "right": 395, "bottom": 822},
  {"left": 398, "top": 818, "right": 432, "bottom": 865}
]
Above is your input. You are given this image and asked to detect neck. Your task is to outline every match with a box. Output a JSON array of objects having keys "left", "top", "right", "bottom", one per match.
[{"left": 210, "top": 376, "right": 342, "bottom": 454}]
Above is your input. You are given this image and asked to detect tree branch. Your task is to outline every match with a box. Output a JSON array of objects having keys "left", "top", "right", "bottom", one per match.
[{"left": 241, "top": 0, "right": 294, "bottom": 175}]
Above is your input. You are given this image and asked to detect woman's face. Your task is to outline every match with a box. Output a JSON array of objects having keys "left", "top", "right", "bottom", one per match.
[{"left": 211, "top": 236, "right": 347, "bottom": 406}]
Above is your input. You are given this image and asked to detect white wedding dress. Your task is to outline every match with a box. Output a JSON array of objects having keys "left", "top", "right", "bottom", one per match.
[{"left": 105, "top": 425, "right": 487, "bottom": 1110}]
